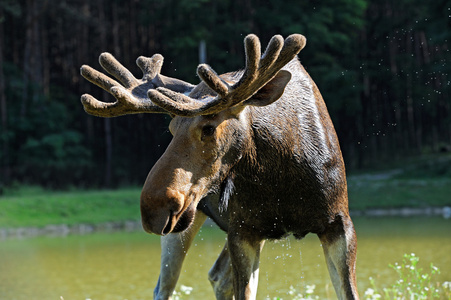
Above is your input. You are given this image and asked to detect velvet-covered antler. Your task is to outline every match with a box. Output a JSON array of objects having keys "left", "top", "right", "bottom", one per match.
[
  {"left": 80, "top": 53, "right": 195, "bottom": 117},
  {"left": 147, "top": 34, "right": 306, "bottom": 117}
]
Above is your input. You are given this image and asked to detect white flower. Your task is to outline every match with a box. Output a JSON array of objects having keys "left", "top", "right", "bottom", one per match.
[
  {"left": 180, "top": 285, "right": 193, "bottom": 295},
  {"left": 364, "top": 288, "right": 381, "bottom": 299},
  {"left": 365, "top": 288, "right": 375, "bottom": 296},
  {"left": 306, "top": 284, "right": 316, "bottom": 294}
]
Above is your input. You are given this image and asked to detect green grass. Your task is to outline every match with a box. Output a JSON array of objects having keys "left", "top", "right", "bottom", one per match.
[
  {"left": 347, "top": 153, "right": 451, "bottom": 210},
  {"left": 348, "top": 176, "right": 451, "bottom": 210},
  {"left": 0, "top": 186, "right": 142, "bottom": 228},
  {"left": 1, "top": 154, "right": 450, "bottom": 229}
]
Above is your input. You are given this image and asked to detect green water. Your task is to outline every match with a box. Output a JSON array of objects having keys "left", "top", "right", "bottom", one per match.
[{"left": 1, "top": 217, "right": 450, "bottom": 299}]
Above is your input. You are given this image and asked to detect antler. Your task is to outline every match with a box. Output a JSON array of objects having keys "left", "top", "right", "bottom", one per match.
[
  {"left": 147, "top": 34, "right": 306, "bottom": 117},
  {"left": 80, "top": 53, "right": 195, "bottom": 117}
]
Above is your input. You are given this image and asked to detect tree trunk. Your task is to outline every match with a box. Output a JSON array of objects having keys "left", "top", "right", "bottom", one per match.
[
  {"left": 0, "top": 6, "right": 10, "bottom": 185},
  {"left": 404, "top": 31, "right": 415, "bottom": 153},
  {"left": 98, "top": 0, "right": 113, "bottom": 187},
  {"left": 22, "top": 0, "right": 46, "bottom": 117},
  {"left": 77, "top": 1, "right": 95, "bottom": 144}
]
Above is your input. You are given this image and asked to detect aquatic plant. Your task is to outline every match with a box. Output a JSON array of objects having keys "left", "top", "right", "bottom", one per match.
[{"left": 364, "top": 253, "right": 450, "bottom": 300}]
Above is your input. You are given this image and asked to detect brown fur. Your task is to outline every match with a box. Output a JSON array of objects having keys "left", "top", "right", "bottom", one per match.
[{"left": 80, "top": 34, "right": 359, "bottom": 300}]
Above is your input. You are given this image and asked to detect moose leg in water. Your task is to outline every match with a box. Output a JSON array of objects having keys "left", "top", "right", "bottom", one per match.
[
  {"left": 227, "top": 228, "right": 264, "bottom": 300},
  {"left": 154, "top": 210, "right": 206, "bottom": 300},
  {"left": 318, "top": 215, "right": 358, "bottom": 300},
  {"left": 208, "top": 241, "right": 263, "bottom": 300},
  {"left": 208, "top": 242, "right": 234, "bottom": 300},
  {"left": 156, "top": 191, "right": 236, "bottom": 300},
  {"left": 199, "top": 190, "right": 237, "bottom": 299}
]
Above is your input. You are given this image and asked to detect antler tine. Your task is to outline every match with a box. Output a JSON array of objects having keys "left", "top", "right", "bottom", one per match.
[
  {"left": 99, "top": 53, "right": 140, "bottom": 88},
  {"left": 274, "top": 34, "right": 306, "bottom": 71},
  {"left": 197, "top": 64, "right": 230, "bottom": 97},
  {"left": 259, "top": 35, "right": 284, "bottom": 71},
  {"left": 241, "top": 34, "right": 261, "bottom": 83},
  {"left": 81, "top": 87, "right": 166, "bottom": 118},
  {"left": 136, "top": 54, "right": 164, "bottom": 80},
  {"left": 148, "top": 88, "right": 212, "bottom": 117},
  {"left": 81, "top": 64, "right": 122, "bottom": 93}
]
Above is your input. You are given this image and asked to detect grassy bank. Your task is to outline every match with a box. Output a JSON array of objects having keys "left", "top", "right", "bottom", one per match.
[
  {"left": 348, "top": 175, "right": 451, "bottom": 210},
  {"left": 348, "top": 153, "right": 451, "bottom": 210},
  {"left": 0, "top": 186, "right": 141, "bottom": 228},
  {"left": 1, "top": 154, "right": 450, "bottom": 229}
]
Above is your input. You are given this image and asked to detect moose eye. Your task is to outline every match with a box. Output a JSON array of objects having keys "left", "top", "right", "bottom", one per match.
[{"left": 201, "top": 125, "right": 215, "bottom": 137}]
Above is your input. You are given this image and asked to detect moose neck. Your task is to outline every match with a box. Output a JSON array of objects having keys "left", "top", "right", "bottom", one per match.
[{"left": 235, "top": 60, "right": 346, "bottom": 199}]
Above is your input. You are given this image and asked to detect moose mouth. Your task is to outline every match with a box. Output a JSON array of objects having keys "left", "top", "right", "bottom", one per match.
[
  {"left": 145, "top": 201, "right": 196, "bottom": 236},
  {"left": 169, "top": 203, "right": 196, "bottom": 234}
]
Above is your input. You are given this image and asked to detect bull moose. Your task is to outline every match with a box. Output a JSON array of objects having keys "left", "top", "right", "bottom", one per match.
[{"left": 80, "top": 34, "right": 359, "bottom": 300}]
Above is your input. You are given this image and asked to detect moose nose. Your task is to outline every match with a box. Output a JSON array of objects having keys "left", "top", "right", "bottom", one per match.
[
  {"left": 141, "top": 208, "right": 173, "bottom": 235},
  {"left": 140, "top": 189, "right": 185, "bottom": 235}
]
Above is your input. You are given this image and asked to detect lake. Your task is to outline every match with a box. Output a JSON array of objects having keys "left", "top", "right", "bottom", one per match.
[{"left": 1, "top": 216, "right": 450, "bottom": 299}]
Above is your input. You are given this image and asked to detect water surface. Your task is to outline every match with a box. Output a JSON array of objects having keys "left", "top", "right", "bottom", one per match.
[{"left": 1, "top": 216, "right": 450, "bottom": 299}]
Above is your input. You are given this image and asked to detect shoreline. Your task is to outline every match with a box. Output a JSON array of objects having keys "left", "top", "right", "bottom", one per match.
[
  {"left": 351, "top": 206, "right": 451, "bottom": 218},
  {"left": 1, "top": 206, "right": 450, "bottom": 240},
  {"left": 0, "top": 220, "right": 143, "bottom": 240}
]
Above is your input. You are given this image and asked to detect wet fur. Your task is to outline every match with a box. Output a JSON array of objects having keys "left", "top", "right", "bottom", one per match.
[
  {"left": 198, "top": 59, "right": 348, "bottom": 238},
  {"left": 195, "top": 58, "right": 358, "bottom": 299}
]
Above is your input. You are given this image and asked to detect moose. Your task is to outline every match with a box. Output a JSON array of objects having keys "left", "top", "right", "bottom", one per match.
[{"left": 80, "top": 34, "right": 359, "bottom": 300}]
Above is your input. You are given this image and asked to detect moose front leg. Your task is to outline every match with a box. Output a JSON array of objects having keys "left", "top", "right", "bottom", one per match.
[
  {"left": 208, "top": 241, "right": 234, "bottom": 299},
  {"left": 318, "top": 215, "right": 359, "bottom": 300},
  {"left": 154, "top": 210, "right": 207, "bottom": 300},
  {"left": 227, "top": 230, "right": 264, "bottom": 300}
]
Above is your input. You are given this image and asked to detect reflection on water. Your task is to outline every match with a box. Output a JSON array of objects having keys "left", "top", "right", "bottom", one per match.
[{"left": 1, "top": 217, "right": 450, "bottom": 299}]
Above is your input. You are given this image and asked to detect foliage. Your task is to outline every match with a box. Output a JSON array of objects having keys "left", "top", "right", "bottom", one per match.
[
  {"left": 364, "top": 253, "right": 450, "bottom": 300},
  {"left": 0, "top": 0, "right": 450, "bottom": 188},
  {"left": 12, "top": 100, "right": 92, "bottom": 188},
  {"left": 1, "top": 61, "right": 93, "bottom": 188}
]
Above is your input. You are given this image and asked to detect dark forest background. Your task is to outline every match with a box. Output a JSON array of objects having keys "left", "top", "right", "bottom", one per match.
[{"left": 0, "top": 0, "right": 450, "bottom": 189}]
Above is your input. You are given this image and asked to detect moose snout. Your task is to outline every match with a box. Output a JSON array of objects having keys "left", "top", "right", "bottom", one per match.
[
  {"left": 141, "top": 207, "right": 174, "bottom": 235},
  {"left": 140, "top": 189, "right": 185, "bottom": 235}
]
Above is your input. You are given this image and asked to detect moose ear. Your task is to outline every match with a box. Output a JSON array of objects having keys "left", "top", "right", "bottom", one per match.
[{"left": 243, "top": 70, "right": 292, "bottom": 107}]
